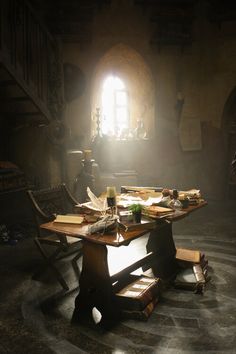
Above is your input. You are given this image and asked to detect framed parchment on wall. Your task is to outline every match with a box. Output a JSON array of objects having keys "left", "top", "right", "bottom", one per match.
[{"left": 179, "top": 117, "right": 202, "bottom": 151}]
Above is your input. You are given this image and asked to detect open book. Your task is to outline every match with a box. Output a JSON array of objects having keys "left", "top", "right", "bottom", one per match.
[{"left": 174, "top": 266, "right": 206, "bottom": 293}]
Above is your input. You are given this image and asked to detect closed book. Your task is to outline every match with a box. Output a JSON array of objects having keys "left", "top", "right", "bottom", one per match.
[
  {"left": 203, "top": 267, "right": 208, "bottom": 278},
  {"left": 143, "top": 205, "right": 174, "bottom": 218},
  {"left": 176, "top": 249, "right": 209, "bottom": 275},
  {"left": 193, "top": 264, "right": 205, "bottom": 284},
  {"left": 121, "top": 297, "right": 159, "bottom": 321},
  {"left": 115, "top": 275, "right": 161, "bottom": 311},
  {"left": 199, "top": 254, "right": 208, "bottom": 271},
  {"left": 120, "top": 186, "right": 163, "bottom": 193},
  {"left": 53, "top": 214, "right": 84, "bottom": 224},
  {"left": 175, "top": 248, "right": 201, "bottom": 264}
]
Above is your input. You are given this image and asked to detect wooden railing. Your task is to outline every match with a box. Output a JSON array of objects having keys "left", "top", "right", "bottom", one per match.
[{"left": 0, "top": 0, "right": 63, "bottom": 122}]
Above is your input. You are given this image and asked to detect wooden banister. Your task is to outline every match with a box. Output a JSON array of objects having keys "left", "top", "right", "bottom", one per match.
[{"left": 0, "top": 0, "right": 63, "bottom": 123}]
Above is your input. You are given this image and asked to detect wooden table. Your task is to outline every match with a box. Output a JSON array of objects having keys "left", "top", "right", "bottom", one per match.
[{"left": 40, "top": 201, "right": 207, "bottom": 325}]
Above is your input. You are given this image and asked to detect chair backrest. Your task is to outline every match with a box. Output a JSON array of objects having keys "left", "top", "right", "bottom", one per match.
[{"left": 28, "top": 184, "right": 79, "bottom": 233}]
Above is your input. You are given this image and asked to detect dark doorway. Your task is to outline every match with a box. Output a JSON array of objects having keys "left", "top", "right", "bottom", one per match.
[{"left": 222, "top": 87, "right": 236, "bottom": 199}]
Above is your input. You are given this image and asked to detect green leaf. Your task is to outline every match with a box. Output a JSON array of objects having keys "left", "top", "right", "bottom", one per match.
[{"left": 128, "top": 203, "right": 143, "bottom": 213}]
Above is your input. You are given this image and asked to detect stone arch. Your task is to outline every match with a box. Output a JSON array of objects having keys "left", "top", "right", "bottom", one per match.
[{"left": 90, "top": 43, "right": 155, "bottom": 139}]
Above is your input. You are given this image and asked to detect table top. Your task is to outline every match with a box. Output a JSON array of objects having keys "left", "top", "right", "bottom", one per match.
[
  {"left": 40, "top": 219, "right": 151, "bottom": 247},
  {"left": 165, "top": 200, "right": 207, "bottom": 221},
  {"left": 40, "top": 201, "right": 207, "bottom": 247}
]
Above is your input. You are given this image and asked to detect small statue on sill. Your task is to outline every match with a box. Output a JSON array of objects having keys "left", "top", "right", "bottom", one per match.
[
  {"left": 134, "top": 119, "right": 147, "bottom": 139},
  {"left": 119, "top": 127, "right": 134, "bottom": 140}
]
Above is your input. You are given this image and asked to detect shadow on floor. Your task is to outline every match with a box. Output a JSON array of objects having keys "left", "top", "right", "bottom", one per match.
[{"left": 0, "top": 200, "right": 236, "bottom": 353}]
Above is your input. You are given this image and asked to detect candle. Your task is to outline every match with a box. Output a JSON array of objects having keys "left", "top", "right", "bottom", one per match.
[
  {"left": 107, "top": 186, "right": 116, "bottom": 198},
  {"left": 83, "top": 149, "right": 92, "bottom": 161},
  {"left": 107, "top": 186, "right": 117, "bottom": 210}
]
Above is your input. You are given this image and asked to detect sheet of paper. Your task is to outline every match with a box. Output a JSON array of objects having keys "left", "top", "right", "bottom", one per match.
[
  {"left": 117, "top": 195, "right": 163, "bottom": 208},
  {"left": 77, "top": 201, "right": 109, "bottom": 212}
]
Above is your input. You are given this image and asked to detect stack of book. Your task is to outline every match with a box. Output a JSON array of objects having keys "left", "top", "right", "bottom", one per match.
[
  {"left": 142, "top": 205, "right": 174, "bottom": 219},
  {"left": 173, "top": 248, "right": 210, "bottom": 294},
  {"left": 114, "top": 274, "right": 162, "bottom": 320}
]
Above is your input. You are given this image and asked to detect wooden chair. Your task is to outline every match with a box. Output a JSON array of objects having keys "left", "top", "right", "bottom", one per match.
[{"left": 28, "top": 183, "right": 82, "bottom": 290}]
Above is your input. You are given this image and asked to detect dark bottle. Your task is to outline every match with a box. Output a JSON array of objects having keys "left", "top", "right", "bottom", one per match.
[
  {"left": 107, "top": 197, "right": 116, "bottom": 207},
  {"left": 172, "top": 189, "right": 178, "bottom": 199}
]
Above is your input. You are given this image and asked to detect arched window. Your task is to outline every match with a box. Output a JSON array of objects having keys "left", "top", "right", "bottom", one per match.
[
  {"left": 101, "top": 75, "right": 129, "bottom": 137},
  {"left": 91, "top": 44, "right": 155, "bottom": 141}
]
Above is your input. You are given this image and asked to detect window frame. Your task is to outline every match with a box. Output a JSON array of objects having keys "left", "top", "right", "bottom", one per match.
[
  {"left": 113, "top": 88, "right": 130, "bottom": 135},
  {"left": 101, "top": 76, "right": 130, "bottom": 137}
]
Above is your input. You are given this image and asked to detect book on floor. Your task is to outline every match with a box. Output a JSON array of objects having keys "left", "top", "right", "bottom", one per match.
[
  {"left": 174, "top": 267, "right": 201, "bottom": 292},
  {"left": 176, "top": 249, "right": 209, "bottom": 273},
  {"left": 173, "top": 263, "right": 208, "bottom": 294},
  {"left": 193, "top": 264, "right": 206, "bottom": 283},
  {"left": 115, "top": 275, "right": 161, "bottom": 311},
  {"left": 175, "top": 248, "right": 201, "bottom": 264},
  {"left": 120, "top": 296, "right": 159, "bottom": 321}
]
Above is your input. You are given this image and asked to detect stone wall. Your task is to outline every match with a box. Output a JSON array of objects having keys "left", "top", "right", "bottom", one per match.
[
  {"left": 1, "top": 1, "right": 236, "bottom": 198},
  {"left": 62, "top": 1, "right": 236, "bottom": 199}
]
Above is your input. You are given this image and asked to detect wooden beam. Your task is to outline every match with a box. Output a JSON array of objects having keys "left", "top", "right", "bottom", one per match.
[
  {"left": 0, "top": 112, "right": 42, "bottom": 117},
  {"left": 0, "top": 80, "right": 16, "bottom": 87},
  {"left": 0, "top": 96, "right": 30, "bottom": 103}
]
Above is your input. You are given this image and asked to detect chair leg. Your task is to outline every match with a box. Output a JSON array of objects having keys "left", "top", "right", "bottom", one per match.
[
  {"left": 71, "top": 252, "right": 82, "bottom": 281},
  {"left": 34, "top": 239, "right": 69, "bottom": 291}
]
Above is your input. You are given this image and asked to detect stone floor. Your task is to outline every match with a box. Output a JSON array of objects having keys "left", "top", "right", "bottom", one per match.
[{"left": 0, "top": 200, "right": 236, "bottom": 354}]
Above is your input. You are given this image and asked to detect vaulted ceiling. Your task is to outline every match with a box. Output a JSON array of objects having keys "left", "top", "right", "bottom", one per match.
[
  {"left": 29, "top": 0, "right": 236, "bottom": 48},
  {"left": 29, "top": 0, "right": 111, "bottom": 44}
]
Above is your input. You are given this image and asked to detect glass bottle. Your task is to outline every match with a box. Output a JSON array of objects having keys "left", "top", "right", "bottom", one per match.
[{"left": 170, "top": 189, "right": 182, "bottom": 210}]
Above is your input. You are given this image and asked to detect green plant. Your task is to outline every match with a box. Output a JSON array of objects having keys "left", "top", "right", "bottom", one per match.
[{"left": 128, "top": 203, "right": 143, "bottom": 214}]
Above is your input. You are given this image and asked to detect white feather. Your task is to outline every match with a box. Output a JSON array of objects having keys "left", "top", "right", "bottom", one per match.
[{"left": 87, "top": 187, "right": 107, "bottom": 213}]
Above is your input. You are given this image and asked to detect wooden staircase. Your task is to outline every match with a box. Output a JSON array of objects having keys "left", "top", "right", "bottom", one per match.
[{"left": 0, "top": 0, "right": 63, "bottom": 127}]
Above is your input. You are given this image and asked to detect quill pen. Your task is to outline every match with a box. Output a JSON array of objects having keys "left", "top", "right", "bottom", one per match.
[{"left": 87, "top": 187, "right": 107, "bottom": 215}]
